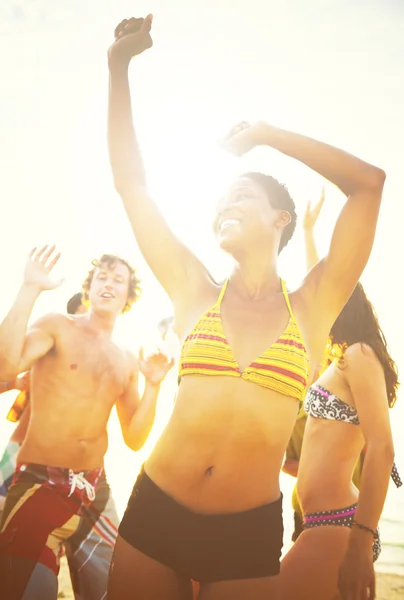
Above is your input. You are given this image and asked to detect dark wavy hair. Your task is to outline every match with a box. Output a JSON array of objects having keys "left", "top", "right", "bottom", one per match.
[
  {"left": 242, "top": 172, "right": 297, "bottom": 253},
  {"left": 81, "top": 254, "right": 141, "bottom": 314},
  {"left": 330, "top": 283, "right": 399, "bottom": 407}
]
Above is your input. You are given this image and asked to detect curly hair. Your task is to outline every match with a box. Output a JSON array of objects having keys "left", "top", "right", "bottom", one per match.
[
  {"left": 242, "top": 172, "right": 297, "bottom": 253},
  {"left": 81, "top": 254, "right": 141, "bottom": 314},
  {"left": 329, "top": 283, "right": 399, "bottom": 407}
]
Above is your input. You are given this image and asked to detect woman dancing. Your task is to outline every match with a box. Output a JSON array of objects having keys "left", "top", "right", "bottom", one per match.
[
  {"left": 280, "top": 199, "right": 400, "bottom": 600},
  {"left": 106, "top": 15, "right": 386, "bottom": 600}
]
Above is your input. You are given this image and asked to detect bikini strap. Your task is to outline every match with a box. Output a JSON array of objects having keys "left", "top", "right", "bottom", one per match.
[
  {"left": 281, "top": 279, "right": 296, "bottom": 322},
  {"left": 215, "top": 280, "right": 229, "bottom": 308}
]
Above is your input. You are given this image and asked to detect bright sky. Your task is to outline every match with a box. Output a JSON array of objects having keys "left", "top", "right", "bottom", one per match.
[{"left": 1, "top": 0, "right": 404, "bottom": 513}]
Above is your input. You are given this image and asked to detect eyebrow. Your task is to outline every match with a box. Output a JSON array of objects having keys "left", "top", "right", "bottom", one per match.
[{"left": 235, "top": 186, "right": 255, "bottom": 192}]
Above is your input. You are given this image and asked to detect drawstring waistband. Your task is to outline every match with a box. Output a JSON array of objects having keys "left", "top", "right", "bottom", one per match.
[{"left": 68, "top": 471, "right": 96, "bottom": 501}]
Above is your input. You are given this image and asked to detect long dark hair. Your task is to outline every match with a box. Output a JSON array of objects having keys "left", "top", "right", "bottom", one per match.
[{"left": 329, "top": 283, "right": 399, "bottom": 407}]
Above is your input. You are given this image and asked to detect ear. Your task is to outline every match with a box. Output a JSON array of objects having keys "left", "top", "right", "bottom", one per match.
[{"left": 276, "top": 210, "right": 292, "bottom": 230}]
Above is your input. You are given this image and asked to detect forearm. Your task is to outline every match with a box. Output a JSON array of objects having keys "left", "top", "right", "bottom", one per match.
[
  {"left": 108, "top": 62, "right": 147, "bottom": 194},
  {"left": 304, "top": 229, "right": 320, "bottom": 272},
  {"left": 125, "top": 381, "right": 161, "bottom": 451},
  {"left": 261, "top": 124, "right": 385, "bottom": 197},
  {"left": 0, "top": 285, "right": 40, "bottom": 379},
  {"left": 0, "top": 380, "right": 18, "bottom": 394},
  {"left": 349, "top": 443, "right": 394, "bottom": 546}
]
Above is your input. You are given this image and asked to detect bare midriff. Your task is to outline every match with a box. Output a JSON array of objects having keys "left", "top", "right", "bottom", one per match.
[
  {"left": 297, "top": 416, "right": 364, "bottom": 513},
  {"left": 145, "top": 375, "right": 300, "bottom": 513}
]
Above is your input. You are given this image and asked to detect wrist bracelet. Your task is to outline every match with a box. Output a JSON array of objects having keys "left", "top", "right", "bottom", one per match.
[
  {"left": 352, "top": 520, "right": 377, "bottom": 539},
  {"left": 6, "top": 380, "right": 15, "bottom": 391}
]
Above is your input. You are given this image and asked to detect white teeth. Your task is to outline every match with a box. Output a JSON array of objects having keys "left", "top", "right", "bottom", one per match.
[
  {"left": 220, "top": 219, "right": 240, "bottom": 231},
  {"left": 101, "top": 293, "right": 114, "bottom": 298}
]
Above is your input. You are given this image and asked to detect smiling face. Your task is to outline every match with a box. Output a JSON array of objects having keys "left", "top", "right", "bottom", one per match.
[
  {"left": 214, "top": 177, "right": 289, "bottom": 257},
  {"left": 88, "top": 260, "right": 130, "bottom": 316}
]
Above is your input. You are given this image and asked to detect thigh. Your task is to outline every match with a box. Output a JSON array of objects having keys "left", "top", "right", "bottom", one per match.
[
  {"left": 198, "top": 575, "right": 280, "bottom": 600},
  {"left": 66, "top": 493, "right": 119, "bottom": 599},
  {"left": 0, "top": 556, "right": 58, "bottom": 600},
  {"left": 0, "top": 480, "right": 78, "bottom": 599},
  {"left": 280, "top": 527, "right": 351, "bottom": 600},
  {"left": 108, "top": 535, "right": 194, "bottom": 600},
  {"left": 0, "top": 441, "right": 20, "bottom": 525},
  {"left": 66, "top": 528, "right": 114, "bottom": 600}
]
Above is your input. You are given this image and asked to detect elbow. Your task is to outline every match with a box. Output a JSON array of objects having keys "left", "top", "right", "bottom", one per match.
[
  {"left": 360, "top": 166, "right": 386, "bottom": 194},
  {"left": 369, "top": 167, "right": 386, "bottom": 191},
  {"left": 367, "top": 439, "right": 395, "bottom": 465},
  {"left": 127, "top": 439, "right": 146, "bottom": 452},
  {"left": 124, "top": 431, "right": 147, "bottom": 452},
  {"left": 345, "top": 166, "right": 386, "bottom": 197}
]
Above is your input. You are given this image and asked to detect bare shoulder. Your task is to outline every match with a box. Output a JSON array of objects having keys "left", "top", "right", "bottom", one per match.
[
  {"left": 29, "top": 312, "right": 68, "bottom": 333},
  {"left": 342, "top": 343, "right": 383, "bottom": 379},
  {"left": 343, "top": 343, "right": 379, "bottom": 365}
]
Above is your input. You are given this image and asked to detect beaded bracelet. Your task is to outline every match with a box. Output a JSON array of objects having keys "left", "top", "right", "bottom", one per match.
[{"left": 352, "top": 520, "right": 377, "bottom": 539}]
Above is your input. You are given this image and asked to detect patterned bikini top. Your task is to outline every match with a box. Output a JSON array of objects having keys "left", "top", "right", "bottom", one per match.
[
  {"left": 305, "top": 383, "right": 402, "bottom": 488},
  {"left": 179, "top": 279, "right": 310, "bottom": 402}
]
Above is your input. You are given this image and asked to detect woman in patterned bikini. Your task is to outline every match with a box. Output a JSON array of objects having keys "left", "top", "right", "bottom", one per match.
[
  {"left": 106, "top": 14, "right": 386, "bottom": 600},
  {"left": 280, "top": 204, "right": 400, "bottom": 600}
]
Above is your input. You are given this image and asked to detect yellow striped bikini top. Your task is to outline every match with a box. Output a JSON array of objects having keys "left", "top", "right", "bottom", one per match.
[{"left": 179, "top": 279, "right": 309, "bottom": 402}]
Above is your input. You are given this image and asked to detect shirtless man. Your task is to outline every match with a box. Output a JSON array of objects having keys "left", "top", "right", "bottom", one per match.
[
  {"left": 0, "top": 293, "right": 86, "bottom": 519},
  {"left": 0, "top": 246, "right": 173, "bottom": 600}
]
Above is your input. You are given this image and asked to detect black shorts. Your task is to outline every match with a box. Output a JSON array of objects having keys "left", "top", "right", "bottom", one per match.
[{"left": 118, "top": 467, "right": 283, "bottom": 582}]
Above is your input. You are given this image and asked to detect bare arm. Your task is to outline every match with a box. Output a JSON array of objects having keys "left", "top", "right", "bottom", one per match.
[
  {"left": 346, "top": 344, "right": 394, "bottom": 535},
  {"left": 0, "top": 371, "right": 30, "bottom": 395},
  {"left": 0, "top": 381, "right": 17, "bottom": 394},
  {"left": 0, "top": 287, "right": 54, "bottom": 380},
  {"left": 107, "top": 17, "right": 208, "bottom": 301},
  {"left": 223, "top": 122, "right": 385, "bottom": 326},
  {"left": 266, "top": 126, "right": 384, "bottom": 321},
  {"left": 337, "top": 344, "right": 394, "bottom": 599},
  {"left": 302, "top": 187, "right": 325, "bottom": 272},
  {"left": 116, "top": 369, "right": 161, "bottom": 452},
  {"left": 116, "top": 349, "right": 174, "bottom": 451},
  {"left": 0, "top": 247, "right": 62, "bottom": 379}
]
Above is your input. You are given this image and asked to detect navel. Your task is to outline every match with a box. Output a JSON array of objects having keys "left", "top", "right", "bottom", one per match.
[{"left": 204, "top": 465, "right": 214, "bottom": 477}]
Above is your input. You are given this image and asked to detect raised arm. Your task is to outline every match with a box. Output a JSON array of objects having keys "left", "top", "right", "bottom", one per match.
[
  {"left": 0, "top": 246, "right": 62, "bottom": 379},
  {"left": 116, "top": 349, "right": 174, "bottom": 451},
  {"left": 302, "top": 187, "right": 325, "bottom": 272},
  {"left": 107, "top": 17, "right": 208, "bottom": 301},
  {"left": 222, "top": 122, "right": 385, "bottom": 327}
]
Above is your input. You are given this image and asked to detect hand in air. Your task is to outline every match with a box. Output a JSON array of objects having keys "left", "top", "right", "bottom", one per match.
[
  {"left": 338, "top": 544, "right": 375, "bottom": 600},
  {"left": 219, "top": 121, "right": 268, "bottom": 157},
  {"left": 108, "top": 15, "right": 153, "bottom": 66},
  {"left": 303, "top": 186, "right": 325, "bottom": 231},
  {"left": 24, "top": 245, "right": 63, "bottom": 292},
  {"left": 138, "top": 348, "right": 174, "bottom": 386}
]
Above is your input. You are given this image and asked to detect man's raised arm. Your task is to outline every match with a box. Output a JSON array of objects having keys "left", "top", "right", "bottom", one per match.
[{"left": 0, "top": 246, "right": 61, "bottom": 379}]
